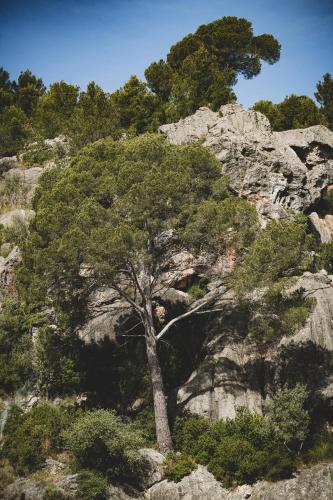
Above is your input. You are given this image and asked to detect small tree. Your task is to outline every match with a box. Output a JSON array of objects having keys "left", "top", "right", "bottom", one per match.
[
  {"left": 266, "top": 384, "right": 310, "bottom": 451},
  {"left": 22, "top": 134, "right": 257, "bottom": 453},
  {"left": 315, "top": 73, "right": 333, "bottom": 130}
]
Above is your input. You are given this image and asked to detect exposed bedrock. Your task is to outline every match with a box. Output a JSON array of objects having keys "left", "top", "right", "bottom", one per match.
[
  {"left": 178, "top": 271, "right": 333, "bottom": 419},
  {"left": 160, "top": 104, "right": 333, "bottom": 230}
]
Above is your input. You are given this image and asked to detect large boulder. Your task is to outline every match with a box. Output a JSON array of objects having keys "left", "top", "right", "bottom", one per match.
[
  {"left": 145, "top": 463, "right": 333, "bottom": 500},
  {"left": 160, "top": 105, "right": 333, "bottom": 226},
  {"left": 0, "top": 208, "right": 35, "bottom": 227},
  {"left": 145, "top": 465, "right": 228, "bottom": 500}
]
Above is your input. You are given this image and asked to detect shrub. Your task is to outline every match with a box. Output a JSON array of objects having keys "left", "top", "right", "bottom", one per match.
[
  {"left": 172, "top": 408, "right": 295, "bottom": 486},
  {"left": 76, "top": 470, "right": 108, "bottom": 500},
  {"left": 266, "top": 384, "right": 310, "bottom": 451},
  {"left": 164, "top": 452, "right": 197, "bottom": 482},
  {"left": 0, "top": 172, "right": 30, "bottom": 209},
  {"left": 2, "top": 402, "right": 71, "bottom": 473},
  {"left": 65, "top": 410, "right": 145, "bottom": 480},
  {"left": 316, "top": 241, "right": 333, "bottom": 274},
  {"left": 304, "top": 430, "right": 333, "bottom": 464}
]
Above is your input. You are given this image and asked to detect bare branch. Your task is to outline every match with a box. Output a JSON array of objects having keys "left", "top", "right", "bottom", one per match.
[
  {"left": 156, "top": 296, "right": 221, "bottom": 341},
  {"left": 111, "top": 282, "right": 144, "bottom": 315}
]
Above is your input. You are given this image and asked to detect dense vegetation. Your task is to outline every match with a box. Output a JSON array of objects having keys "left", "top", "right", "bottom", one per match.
[{"left": 0, "top": 14, "right": 333, "bottom": 497}]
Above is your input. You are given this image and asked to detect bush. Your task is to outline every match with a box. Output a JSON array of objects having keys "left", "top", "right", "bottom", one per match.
[
  {"left": 0, "top": 172, "right": 30, "bottom": 209},
  {"left": 172, "top": 408, "right": 295, "bottom": 486},
  {"left": 304, "top": 430, "right": 333, "bottom": 464},
  {"left": 266, "top": 384, "right": 310, "bottom": 451},
  {"left": 76, "top": 470, "right": 108, "bottom": 500},
  {"left": 65, "top": 410, "right": 145, "bottom": 480},
  {"left": 2, "top": 402, "right": 71, "bottom": 473},
  {"left": 164, "top": 452, "right": 197, "bottom": 482}
]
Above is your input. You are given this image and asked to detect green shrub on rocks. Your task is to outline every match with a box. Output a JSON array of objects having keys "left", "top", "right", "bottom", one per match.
[
  {"left": 65, "top": 410, "right": 145, "bottom": 480},
  {"left": 2, "top": 402, "right": 71, "bottom": 473},
  {"left": 164, "top": 452, "right": 197, "bottom": 482},
  {"left": 76, "top": 470, "right": 108, "bottom": 500}
]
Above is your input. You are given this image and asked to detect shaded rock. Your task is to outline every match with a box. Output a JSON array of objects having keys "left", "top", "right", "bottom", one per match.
[
  {"left": 108, "top": 483, "right": 143, "bottom": 499},
  {"left": 160, "top": 105, "right": 333, "bottom": 223},
  {"left": 241, "top": 462, "right": 333, "bottom": 499},
  {"left": 77, "top": 287, "right": 132, "bottom": 344},
  {"left": 281, "top": 271, "right": 333, "bottom": 351},
  {"left": 2, "top": 479, "right": 46, "bottom": 500},
  {"left": 145, "top": 465, "right": 228, "bottom": 500},
  {"left": 178, "top": 271, "right": 333, "bottom": 418},
  {"left": 0, "top": 156, "right": 18, "bottom": 174},
  {"left": 55, "top": 474, "right": 78, "bottom": 495},
  {"left": 0, "top": 246, "right": 21, "bottom": 299},
  {"left": 137, "top": 448, "right": 165, "bottom": 489}
]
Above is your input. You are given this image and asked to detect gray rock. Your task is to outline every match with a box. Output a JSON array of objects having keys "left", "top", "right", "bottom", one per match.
[
  {"left": 145, "top": 463, "right": 333, "bottom": 500},
  {"left": 145, "top": 465, "right": 228, "bottom": 500},
  {"left": 0, "top": 156, "right": 18, "bottom": 174},
  {"left": 55, "top": 474, "right": 78, "bottom": 495},
  {"left": 244, "top": 462, "right": 333, "bottom": 499},
  {"left": 0, "top": 208, "right": 35, "bottom": 227},
  {"left": 2, "top": 479, "right": 46, "bottom": 500},
  {"left": 44, "top": 457, "right": 66, "bottom": 474},
  {"left": 309, "top": 212, "right": 333, "bottom": 242},
  {"left": 0, "top": 246, "right": 21, "bottom": 299},
  {"left": 4, "top": 167, "right": 44, "bottom": 201},
  {"left": 160, "top": 105, "right": 333, "bottom": 224},
  {"left": 178, "top": 271, "right": 333, "bottom": 418},
  {"left": 137, "top": 448, "right": 165, "bottom": 489}
]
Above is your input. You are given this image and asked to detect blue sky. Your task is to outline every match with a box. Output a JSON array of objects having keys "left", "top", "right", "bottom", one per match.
[{"left": 1, "top": 0, "right": 332, "bottom": 107}]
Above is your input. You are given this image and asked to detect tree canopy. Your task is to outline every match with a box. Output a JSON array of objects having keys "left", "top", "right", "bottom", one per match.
[{"left": 145, "top": 16, "right": 281, "bottom": 117}]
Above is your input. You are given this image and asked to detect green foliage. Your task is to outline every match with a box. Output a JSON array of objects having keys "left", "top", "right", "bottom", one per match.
[
  {"left": 304, "top": 430, "right": 333, "bottom": 464},
  {"left": 34, "top": 327, "right": 83, "bottom": 397},
  {"left": 173, "top": 408, "right": 294, "bottom": 486},
  {"left": 76, "top": 470, "right": 108, "bottom": 500},
  {"left": 111, "top": 76, "right": 164, "bottom": 134},
  {"left": 14, "top": 70, "right": 46, "bottom": 117},
  {"left": 233, "top": 220, "right": 315, "bottom": 293},
  {"left": 65, "top": 410, "right": 145, "bottom": 479},
  {"left": 33, "top": 81, "right": 79, "bottom": 138},
  {"left": 67, "top": 82, "right": 121, "bottom": 149},
  {"left": 316, "top": 241, "right": 333, "bottom": 274},
  {"left": 2, "top": 402, "right": 71, "bottom": 473},
  {"left": 164, "top": 452, "right": 197, "bottom": 482},
  {"left": 253, "top": 95, "right": 327, "bottom": 131},
  {"left": 315, "top": 73, "right": 333, "bottom": 130},
  {"left": 145, "top": 16, "right": 281, "bottom": 117},
  {"left": 183, "top": 195, "right": 258, "bottom": 256},
  {"left": 0, "top": 298, "right": 34, "bottom": 395},
  {"left": 186, "top": 277, "right": 209, "bottom": 300},
  {"left": 266, "top": 384, "right": 310, "bottom": 451},
  {"left": 248, "top": 285, "right": 314, "bottom": 343},
  {"left": 0, "top": 105, "right": 31, "bottom": 157},
  {"left": 21, "top": 141, "right": 58, "bottom": 166}
]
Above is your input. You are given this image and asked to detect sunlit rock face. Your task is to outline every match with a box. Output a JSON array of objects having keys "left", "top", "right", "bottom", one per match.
[{"left": 160, "top": 104, "right": 333, "bottom": 226}]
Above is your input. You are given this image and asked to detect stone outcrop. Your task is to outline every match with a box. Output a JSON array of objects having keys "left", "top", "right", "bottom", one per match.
[
  {"left": 0, "top": 208, "right": 35, "bottom": 227},
  {"left": 178, "top": 271, "right": 333, "bottom": 418},
  {"left": 145, "top": 463, "right": 333, "bottom": 500},
  {"left": 160, "top": 104, "right": 333, "bottom": 226},
  {"left": 0, "top": 246, "right": 21, "bottom": 300},
  {"left": 310, "top": 212, "right": 333, "bottom": 242},
  {"left": 145, "top": 465, "right": 228, "bottom": 500}
]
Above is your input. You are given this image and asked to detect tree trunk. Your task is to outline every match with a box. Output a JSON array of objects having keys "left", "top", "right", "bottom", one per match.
[{"left": 144, "top": 320, "right": 173, "bottom": 454}]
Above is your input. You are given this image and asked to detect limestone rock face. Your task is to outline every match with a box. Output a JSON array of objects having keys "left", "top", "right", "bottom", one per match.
[
  {"left": 178, "top": 272, "right": 333, "bottom": 418},
  {"left": 137, "top": 448, "right": 165, "bottom": 489},
  {"left": 145, "top": 463, "right": 333, "bottom": 500},
  {"left": 4, "top": 167, "right": 44, "bottom": 202},
  {"left": 309, "top": 212, "right": 333, "bottom": 243},
  {"left": 145, "top": 465, "right": 228, "bottom": 500},
  {"left": 160, "top": 105, "right": 333, "bottom": 225},
  {"left": 0, "top": 246, "right": 21, "bottom": 300}
]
